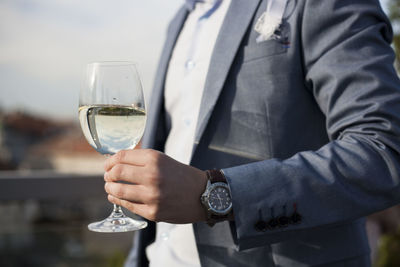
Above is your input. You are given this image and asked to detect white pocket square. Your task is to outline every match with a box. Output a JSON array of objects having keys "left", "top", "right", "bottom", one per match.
[{"left": 254, "top": 0, "right": 288, "bottom": 43}]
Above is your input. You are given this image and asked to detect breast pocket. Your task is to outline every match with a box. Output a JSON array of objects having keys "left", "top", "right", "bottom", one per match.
[{"left": 242, "top": 39, "right": 288, "bottom": 63}]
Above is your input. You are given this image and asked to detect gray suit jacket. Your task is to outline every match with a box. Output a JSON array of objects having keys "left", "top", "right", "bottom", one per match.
[{"left": 126, "top": 0, "right": 400, "bottom": 266}]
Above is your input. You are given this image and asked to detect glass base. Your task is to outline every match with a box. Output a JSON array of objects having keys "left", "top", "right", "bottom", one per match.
[{"left": 88, "top": 206, "right": 147, "bottom": 233}]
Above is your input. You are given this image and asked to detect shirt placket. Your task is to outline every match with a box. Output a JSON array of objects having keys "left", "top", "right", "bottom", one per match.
[{"left": 180, "top": 0, "right": 222, "bottom": 130}]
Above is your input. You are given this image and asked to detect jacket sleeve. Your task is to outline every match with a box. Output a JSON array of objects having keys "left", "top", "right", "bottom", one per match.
[{"left": 223, "top": 0, "right": 400, "bottom": 250}]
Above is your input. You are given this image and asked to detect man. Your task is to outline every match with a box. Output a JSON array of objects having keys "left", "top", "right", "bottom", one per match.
[{"left": 103, "top": 0, "right": 400, "bottom": 266}]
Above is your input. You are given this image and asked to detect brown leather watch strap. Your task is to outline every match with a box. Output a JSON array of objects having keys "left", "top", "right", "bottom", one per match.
[{"left": 206, "top": 169, "right": 226, "bottom": 183}]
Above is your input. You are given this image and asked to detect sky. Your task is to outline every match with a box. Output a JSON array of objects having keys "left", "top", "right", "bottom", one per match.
[
  {"left": 0, "top": 0, "right": 392, "bottom": 121},
  {"left": 0, "top": 0, "right": 182, "bottom": 120}
]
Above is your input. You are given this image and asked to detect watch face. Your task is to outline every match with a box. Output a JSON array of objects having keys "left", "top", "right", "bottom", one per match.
[{"left": 208, "top": 184, "right": 232, "bottom": 214}]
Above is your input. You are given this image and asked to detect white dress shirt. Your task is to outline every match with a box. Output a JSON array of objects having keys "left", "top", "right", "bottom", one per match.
[{"left": 146, "top": 0, "right": 231, "bottom": 266}]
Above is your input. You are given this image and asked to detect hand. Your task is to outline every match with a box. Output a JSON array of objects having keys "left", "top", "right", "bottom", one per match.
[{"left": 103, "top": 149, "right": 208, "bottom": 224}]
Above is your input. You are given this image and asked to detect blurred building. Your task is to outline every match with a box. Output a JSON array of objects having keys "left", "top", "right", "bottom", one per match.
[{"left": 0, "top": 111, "right": 103, "bottom": 173}]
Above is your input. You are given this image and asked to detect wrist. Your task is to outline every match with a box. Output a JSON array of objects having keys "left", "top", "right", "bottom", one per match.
[{"left": 194, "top": 170, "right": 209, "bottom": 222}]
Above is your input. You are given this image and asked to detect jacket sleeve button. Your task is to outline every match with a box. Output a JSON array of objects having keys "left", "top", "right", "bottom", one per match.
[
  {"left": 278, "top": 216, "right": 289, "bottom": 227},
  {"left": 267, "top": 218, "right": 279, "bottom": 229}
]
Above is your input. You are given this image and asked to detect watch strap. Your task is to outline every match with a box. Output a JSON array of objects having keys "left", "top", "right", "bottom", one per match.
[
  {"left": 207, "top": 213, "right": 230, "bottom": 227},
  {"left": 206, "top": 169, "right": 226, "bottom": 183}
]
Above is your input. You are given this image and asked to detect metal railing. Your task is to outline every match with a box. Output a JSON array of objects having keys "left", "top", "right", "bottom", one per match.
[
  {"left": 0, "top": 171, "right": 105, "bottom": 201},
  {"left": 0, "top": 171, "right": 134, "bottom": 267}
]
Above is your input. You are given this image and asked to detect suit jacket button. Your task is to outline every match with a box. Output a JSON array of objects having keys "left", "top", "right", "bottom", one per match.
[
  {"left": 290, "top": 212, "right": 302, "bottom": 224},
  {"left": 254, "top": 220, "right": 267, "bottom": 232}
]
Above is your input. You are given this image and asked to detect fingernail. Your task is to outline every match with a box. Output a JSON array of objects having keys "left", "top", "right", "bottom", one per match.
[{"left": 104, "top": 172, "right": 108, "bottom": 181}]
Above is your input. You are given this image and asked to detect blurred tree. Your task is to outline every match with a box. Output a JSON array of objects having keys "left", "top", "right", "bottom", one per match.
[
  {"left": 388, "top": 0, "right": 400, "bottom": 71},
  {"left": 376, "top": 227, "right": 400, "bottom": 267},
  {"left": 374, "top": 2, "right": 400, "bottom": 266}
]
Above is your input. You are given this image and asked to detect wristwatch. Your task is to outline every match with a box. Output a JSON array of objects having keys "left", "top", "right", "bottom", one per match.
[{"left": 201, "top": 169, "right": 233, "bottom": 226}]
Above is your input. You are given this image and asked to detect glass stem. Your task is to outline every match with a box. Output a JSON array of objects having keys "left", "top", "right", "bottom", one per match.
[{"left": 112, "top": 204, "right": 124, "bottom": 217}]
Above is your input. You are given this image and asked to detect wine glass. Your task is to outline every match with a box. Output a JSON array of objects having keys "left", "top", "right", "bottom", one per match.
[{"left": 78, "top": 61, "right": 148, "bottom": 232}]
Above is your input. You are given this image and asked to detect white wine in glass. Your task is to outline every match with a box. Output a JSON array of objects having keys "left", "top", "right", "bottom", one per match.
[{"left": 79, "top": 61, "right": 148, "bottom": 232}]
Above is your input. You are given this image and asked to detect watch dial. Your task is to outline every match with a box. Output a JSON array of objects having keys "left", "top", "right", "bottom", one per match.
[{"left": 209, "top": 185, "right": 231, "bottom": 212}]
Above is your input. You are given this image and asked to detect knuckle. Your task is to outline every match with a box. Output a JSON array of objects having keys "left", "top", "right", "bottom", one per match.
[
  {"left": 107, "top": 194, "right": 114, "bottom": 203},
  {"left": 146, "top": 149, "right": 161, "bottom": 165},
  {"left": 123, "top": 200, "right": 135, "bottom": 213},
  {"left": 147, "top": 188, "right": 162, "bottom": 204},
  {"left": 147, "top": 169, "right": 161, "bottom": 185},
  {"left": 147, "top": 206, "right": 160, "bottom": 222},
  {"left": 104, "top": 161, "right": 110, "bottom": 172},
  {"left": 143, "top": 149, "right": 153, "bottom": 161},
  {"left": 114, "top": 184, "right": 126, "bottom": 198},
  {"left": 144, "top": 149, "right": 155, "bottom": 158},
  {"left": 116, "top": 150, "right": 127, "bottom": 162},
  {"left": 112, "top": 164, "right": 124, "bottom": 178}
]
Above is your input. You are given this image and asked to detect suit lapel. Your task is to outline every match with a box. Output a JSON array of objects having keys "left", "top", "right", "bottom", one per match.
[
  {"left": 193, "top": 0, "right": 261, "bottom": 147},
  {"left": 143, "top": 7, "right": 188, "bottom": 149}
]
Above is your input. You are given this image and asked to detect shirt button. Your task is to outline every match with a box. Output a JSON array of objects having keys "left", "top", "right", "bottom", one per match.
[
  {"left": 161, "top": 232, "right": 169, "bottom": 241},
  {"left": 184, "top": 118, "right": 191, "bottom": 126},
  {"left": 185, "top": 60, "right": 196, "bottom": 70}
]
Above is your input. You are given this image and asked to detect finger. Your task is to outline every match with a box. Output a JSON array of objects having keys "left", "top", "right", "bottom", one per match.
[
  {"left": 104, "top": 163, "right": 146, "bottom": 184},
  {"left": 104, "top": 149, "right": 148, "bottom": 172},
  {"left": 105, "top": 182, "right": 148, "bottom": 204},
  {"left": 136, "top": 141, "right": 142, "bottom": 149},
  {"left": 107, "top": 195, "right": 150, "bottom": 219}
]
